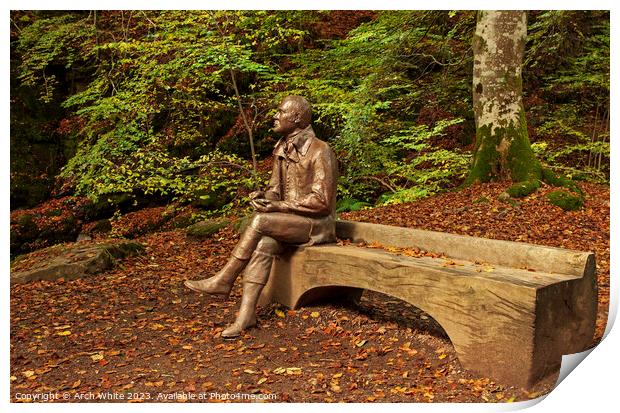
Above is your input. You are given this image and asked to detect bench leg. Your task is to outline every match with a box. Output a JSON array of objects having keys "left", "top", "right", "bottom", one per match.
[{"left": 258, "top": 248, "right": 364, "bottom": 309}]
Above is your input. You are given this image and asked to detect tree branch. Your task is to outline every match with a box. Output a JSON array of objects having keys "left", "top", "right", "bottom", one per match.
[
  {"left": 353, "top": 176, "right": 398, "bottom": 193},
  {"left": 209, "top": 11, "right": 258, "bottom": 183}
]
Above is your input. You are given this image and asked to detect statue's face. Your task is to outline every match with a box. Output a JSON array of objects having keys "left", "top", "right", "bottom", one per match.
[{"left": 273, "top": 98, "right": 298, "bottom": 135}]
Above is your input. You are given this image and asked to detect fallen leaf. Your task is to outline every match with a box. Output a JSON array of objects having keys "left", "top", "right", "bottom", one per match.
[
  {"left": 90, "top": 353, "right": 104, "bottom": 362},
  {"left": 378, "top": 346, "right": 393, "bottom": 355},
  {"left": 310, "top": 312, "right": 320, "bottom": 318}
]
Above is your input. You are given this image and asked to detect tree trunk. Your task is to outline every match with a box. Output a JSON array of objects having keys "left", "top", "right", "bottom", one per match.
[{"left": 466, "top": 11, "right": 541, "bottom": 185}]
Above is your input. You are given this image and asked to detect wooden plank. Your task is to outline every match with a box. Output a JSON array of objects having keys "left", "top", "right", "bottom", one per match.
[
  {"left": 310, "top": 245, "right": 579, "bottom": 288},
  {"left": 336, "top": 220, "right": 593, "bottom": 277}
]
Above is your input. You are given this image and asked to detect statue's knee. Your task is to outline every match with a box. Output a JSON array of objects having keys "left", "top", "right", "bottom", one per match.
[
  {"left": 250, "top": 213, "right": 276, "bottom": 233},
  {"left": 256, "top": 236, "right": 281, "bottom": 255},
  {"left": 250, "top": 213, "right": 265, "bottom": 231}
]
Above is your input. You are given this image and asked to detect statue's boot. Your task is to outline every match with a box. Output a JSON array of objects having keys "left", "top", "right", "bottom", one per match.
[
  {"left": 184, "top": 257, "right": 246, "bottom": 296},
  {"left": 221, "top": 250, "right": 274, "bottom": 338},
  {"left": 184, "top": 227, "right": 262, "bottom": 296}
]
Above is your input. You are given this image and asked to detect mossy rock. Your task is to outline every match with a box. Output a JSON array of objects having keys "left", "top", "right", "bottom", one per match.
[
  {"left": 170, "top": 214, "right": 196, "bottom": 229},
  {"left": 11, "top": 212, "right": 81, "bottom": 255},
  {"left": 190, "top": 189, "right": 232, "bottom": 210},
  {"left": 10, "top": 179, "right": 51, "bottom": 209},
  {"left": 92, "top": 219, "right": 112, "bottom": 233},
  {"left": 39, "top": 215, "right": 78, "bottom": 240},
  {"left": 12, "top": 214, "right": 38, "bottom": 242},
  {"left": 506, "top": 180, "right": 540, "bottom": 198},
  {"left": 10, "top": 241, "right": 145, "bottom": 284},
  {"left": 186, "top": 218, "right": 230, "bottom": 238},
  {"left": 232, "top": 213, "right": 254, "bottom": 234},
  {"left": 15, "top": 213, "right": 36, "bottom": 228},
  {"left": 45, "top": 208, "right": 63, "bottom": 217},
  {"left": 546, "top": 190, "right": 584, "bottom": 211},
  {"left": 103, "top": 241, "right": 146, "bottom": 258},
  {"left": 82, "top": 193, "right": 134, "bottom": 220}
]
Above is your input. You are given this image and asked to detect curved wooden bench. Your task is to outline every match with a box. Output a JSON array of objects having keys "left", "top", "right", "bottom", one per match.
[{"left": 258, "top": 220, "right": 597, "bottom": 388}]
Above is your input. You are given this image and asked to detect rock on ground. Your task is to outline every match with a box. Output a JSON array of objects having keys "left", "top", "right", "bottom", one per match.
[{"left": 10, "top": 241, "right": 145, "bottom": 284}]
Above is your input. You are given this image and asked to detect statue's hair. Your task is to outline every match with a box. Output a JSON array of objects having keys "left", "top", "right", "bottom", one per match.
[{"left": 283, "top": 95, "right": 312, "bottom": 127}]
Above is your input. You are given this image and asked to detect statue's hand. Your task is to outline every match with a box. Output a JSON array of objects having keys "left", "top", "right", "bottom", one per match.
[
  {"left": 249, "top": 190, "right": 265, "bottom": 200},
  {"left": 250, "top": 198, "right": 268, "bottom": 211},
  {"left": 251, "top": 199, "right": 287, "bottom": 213}
]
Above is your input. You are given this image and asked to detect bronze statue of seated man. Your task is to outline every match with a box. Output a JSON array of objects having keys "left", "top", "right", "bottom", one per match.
[{"left": 185, "top": 95, "right": 337, "bottom": 338}]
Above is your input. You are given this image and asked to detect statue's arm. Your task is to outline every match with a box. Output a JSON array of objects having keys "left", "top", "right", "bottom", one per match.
[{"left": 251, "top": 156, "right": 281, "bottom": 201}]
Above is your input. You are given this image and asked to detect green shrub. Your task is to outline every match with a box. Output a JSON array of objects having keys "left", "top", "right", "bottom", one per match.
[{"left": 336, "top": 198, "right": 371, "bottom": 213}]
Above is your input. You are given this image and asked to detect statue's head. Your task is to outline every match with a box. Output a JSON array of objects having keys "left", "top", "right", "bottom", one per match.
[{"left": 273, "top": 95, "right": 312, "bottom": 136}]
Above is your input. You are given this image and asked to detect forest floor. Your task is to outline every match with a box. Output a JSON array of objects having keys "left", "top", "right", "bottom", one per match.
[{"left": 10, "top": 182, "right": 610, "bottom": 403}]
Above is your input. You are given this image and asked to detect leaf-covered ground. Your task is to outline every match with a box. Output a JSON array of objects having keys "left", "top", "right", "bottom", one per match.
[{"left": 10, "top": 182, "right": 609, "bottom": 403}]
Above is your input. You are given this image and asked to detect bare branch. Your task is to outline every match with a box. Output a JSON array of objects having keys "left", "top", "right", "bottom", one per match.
[{"left": 352, "top": 176, "right": 398, "bottom": 193}]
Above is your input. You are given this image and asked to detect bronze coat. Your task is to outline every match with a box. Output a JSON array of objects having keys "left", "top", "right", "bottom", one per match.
[{"left": 265, "top": 125, "right": 338, "bottom": 245}]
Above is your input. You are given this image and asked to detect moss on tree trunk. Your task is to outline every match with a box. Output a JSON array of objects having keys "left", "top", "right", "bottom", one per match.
[
  {"left": 465, "top": 11, "right": 541, "bottom": 188},
  {"left": 466, "top": 109, "right": 541, "bottom": 184}
]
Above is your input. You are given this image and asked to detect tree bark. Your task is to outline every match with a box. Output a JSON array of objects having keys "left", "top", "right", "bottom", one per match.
[{"left": 466, "top": 11, "right": 541, "bottom": 185}]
